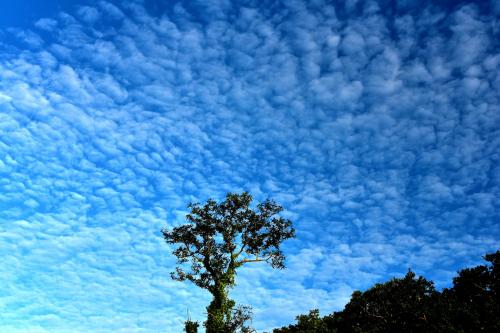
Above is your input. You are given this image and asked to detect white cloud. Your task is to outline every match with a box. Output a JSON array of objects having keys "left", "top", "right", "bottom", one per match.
[
  {"left": 34, "top": 18, "right": 58, "bottom": 31},
  {"left": 77, "top": 6, "right": 100, "bottom": 23}
]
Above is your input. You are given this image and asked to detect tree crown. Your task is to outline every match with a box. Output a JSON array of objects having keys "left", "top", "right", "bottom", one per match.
[{"left": 162, "top": 192, "right": 295, "bottom": 291}]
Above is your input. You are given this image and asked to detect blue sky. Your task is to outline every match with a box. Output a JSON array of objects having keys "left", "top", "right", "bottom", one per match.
[{"left": 0, "top": 0, "right": 499, "bottom": 332}]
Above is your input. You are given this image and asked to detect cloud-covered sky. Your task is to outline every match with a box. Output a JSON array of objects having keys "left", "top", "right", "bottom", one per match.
[{"left": 0, "top": 0, "right": 499, "bottom": 331}]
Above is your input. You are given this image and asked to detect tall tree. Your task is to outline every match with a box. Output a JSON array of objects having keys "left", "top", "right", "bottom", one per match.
[{"left": 163, "top": 192, "right": 295, "bottom": 333}]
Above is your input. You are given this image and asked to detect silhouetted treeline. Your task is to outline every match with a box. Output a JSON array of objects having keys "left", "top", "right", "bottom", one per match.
[{"left": 273, "top": 251, "right": 499, "bottom": 333}]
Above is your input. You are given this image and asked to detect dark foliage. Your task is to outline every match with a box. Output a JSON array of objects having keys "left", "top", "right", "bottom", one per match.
[
  {"left": 442, "top": 251, "right": 500, "bottom": 332},
  {"left": 273, "top": 251, "right": 500, "bottom": 333},
  {"left": 335, "top": 271, "right": 446, "bottom": 333},
  {"left": 184, "top": 320, "right": 199, "bottom": 333},
  {"left": 162, "top": 192, "right": 295, "bottom": 333},
  {"left": 273, "top": 309, "right": 335, "bottom": 333}
]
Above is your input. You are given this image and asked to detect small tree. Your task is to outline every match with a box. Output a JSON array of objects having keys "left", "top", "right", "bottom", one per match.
[
  {"left": 184, "top": 319, "right": 199, "bottom": 333},
  {"left": 163, "top": 192, "right": 295, "bottom": 333},
  {"left": 273, "top": 309, "right": 333, "bottom": 333}
]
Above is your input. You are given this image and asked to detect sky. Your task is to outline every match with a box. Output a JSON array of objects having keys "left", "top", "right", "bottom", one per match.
[{"left": 0, "top": 0, "right": 499, "bottom": 332}]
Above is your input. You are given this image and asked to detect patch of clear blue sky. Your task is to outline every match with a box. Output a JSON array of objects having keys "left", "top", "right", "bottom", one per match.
[{"left": 0, "top": 0, "right": 83, "bottom": 27}]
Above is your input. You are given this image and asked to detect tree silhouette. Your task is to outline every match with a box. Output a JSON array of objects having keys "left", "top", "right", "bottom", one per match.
[
  {"left": 443, "top": 251, "right": 500, "bottom": 332},
  {"left": 336, "top": 271, "right": 440, "bottom": 333},
  {"left": 273, "top": 251, "right": 500, "bottom": 333},
  {"left": 184, "top": 319, "right": 199, "bottom": 333},
  {"left": 163, "top": 192, "right": 295, "bottom": 333}
]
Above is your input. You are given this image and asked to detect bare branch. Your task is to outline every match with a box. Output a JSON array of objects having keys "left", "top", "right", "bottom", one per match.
[
  {"left": 235, "top": 244, "right": 246, "bottom": 258},
  {"left": 239, "top": 256, "right": 272, "bottom": 265}
]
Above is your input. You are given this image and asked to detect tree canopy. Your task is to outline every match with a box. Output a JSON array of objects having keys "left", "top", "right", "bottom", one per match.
[
  {"left": 163, "top": 192, "right": 295, "bottom": 333},
  {"left": 442, "top": 251, "right": 500, "bottom": 332},
  {"left": 273, "top": 251, "right": 500, "bottom": 333}
]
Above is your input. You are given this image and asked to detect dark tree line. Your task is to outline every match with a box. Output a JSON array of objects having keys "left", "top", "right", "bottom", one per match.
[{"left": 273, "top": 251, "right": 500, "bottom": 333}]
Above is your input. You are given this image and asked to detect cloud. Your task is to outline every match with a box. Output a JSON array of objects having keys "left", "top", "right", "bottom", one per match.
[
  {"left": 77, "top": 6, "right": 101, "bottom": 23},
  {"left": 34, "top": 18, "right": 58, "bottom": 31},
  {"left": 0, "top": 0, "right": 499, "bottom": 332}
]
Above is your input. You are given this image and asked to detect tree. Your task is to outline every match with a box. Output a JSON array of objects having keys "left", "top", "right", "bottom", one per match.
[
  {"left": 273, "top": 309, "right": 336, "bottom": 333},
  {"left": 274, "top": 272, "right": 444, "bottom": 333},
  {"left": 273, "top": 251, "right": 500, "bottom": 333},
  {"left": 162, "top": 192, "right": 295, "bottom": 333},
  {"left": 184, "top": 319, "right": 199, "bottom": 333},
  {"left": 443, "top": 251, "right": 500, "bottom": 332},
  {"left": 335, "top": 271, "right": 442, "bottom": 333}
]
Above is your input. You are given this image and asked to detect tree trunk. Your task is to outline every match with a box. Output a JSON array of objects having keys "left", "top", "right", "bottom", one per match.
[{"left": 206, "top": 281, "right": 235, "bottom": 333}]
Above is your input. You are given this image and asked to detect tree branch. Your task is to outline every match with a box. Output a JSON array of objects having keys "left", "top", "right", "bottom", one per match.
[
  {"left": 182, "top": 241, "right": 205, "bottom": 263},
  {"left": 239, "top": 255, "right": 272, "bottom": 264},
  {"left": 235, "top": 244, "right": 246, "bottom": 257}
]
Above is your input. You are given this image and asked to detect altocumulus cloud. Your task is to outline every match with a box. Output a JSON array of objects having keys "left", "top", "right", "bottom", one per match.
[{"left": 0, "top": 0, "right": 499, "bottom": 332}]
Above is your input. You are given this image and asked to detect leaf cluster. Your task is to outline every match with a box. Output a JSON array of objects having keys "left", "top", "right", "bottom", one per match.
[
  {"left": 162, "top": 192, "right": 295, "bottom": 293},
  {"left": 184, "top": 320, "right": 199, "bottom": 333}
]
